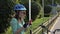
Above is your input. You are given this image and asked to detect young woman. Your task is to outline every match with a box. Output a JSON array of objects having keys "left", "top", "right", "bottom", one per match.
[{"left": 10, "top": 4, "right": 28, "bottom": 34}]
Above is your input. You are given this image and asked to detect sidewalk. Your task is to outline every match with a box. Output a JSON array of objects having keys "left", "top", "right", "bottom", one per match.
[{"left": 49, "top": 15, "right": 60, "bottom": 34}]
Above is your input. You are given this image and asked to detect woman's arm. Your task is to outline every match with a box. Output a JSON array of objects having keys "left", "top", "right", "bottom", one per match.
[
  {"left": 10, "top": 18, "right": 27, "bottom": 34},
  {"left": 10, "top": 18, "right": 24, "bottom": 34},
  {"left": 15, "top": 27, "right": 25, "bottom": 34},
  {"left": 15, "top": 23, "right": 28, "bottom": 34}
]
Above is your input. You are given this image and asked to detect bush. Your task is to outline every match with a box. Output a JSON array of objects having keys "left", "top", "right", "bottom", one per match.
[
  {"left": 0, "top": 0, "right": 14, "bottom": 33},
  {"left": 31, "top": 1, "right": 41, "bottom": 21},
  {"left": 44, "top": 6, "right": 52, "bottom": 17}
]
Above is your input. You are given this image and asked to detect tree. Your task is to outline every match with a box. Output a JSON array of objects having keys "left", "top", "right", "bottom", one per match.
[
  {"left": 0, "top": 0, "right": 16, "bottom": 33},
  {"left": 31, "top": 1, "right": 41, "bottom": 21},
  {"left": 44, "top": 6, "right": 52, "bottom": 17}
]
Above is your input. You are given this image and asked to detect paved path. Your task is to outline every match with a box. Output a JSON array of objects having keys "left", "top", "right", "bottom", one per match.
[{"left": 49, "top": 15, "right": 60, "bottom": 34}]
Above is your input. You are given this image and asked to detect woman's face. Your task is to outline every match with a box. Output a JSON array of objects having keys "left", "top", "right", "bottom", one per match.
[{"left": 18, "top": 10, "right": 26, "bottom": 19}]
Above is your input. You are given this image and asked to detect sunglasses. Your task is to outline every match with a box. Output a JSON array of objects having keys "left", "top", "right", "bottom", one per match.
[{"left": 20, "top": 11, "right": 26, "bottom": 14}]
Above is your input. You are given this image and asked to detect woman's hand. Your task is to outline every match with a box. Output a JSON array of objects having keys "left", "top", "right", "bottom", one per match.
[
  {"left": 23, "top": 23, "right": 28, "bottom": 28},
  {"left": 28, "top": 19, "right": 32, "bottom": 25}
]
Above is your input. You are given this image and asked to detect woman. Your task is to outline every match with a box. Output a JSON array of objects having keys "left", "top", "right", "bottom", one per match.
[{"left": 10, "top": 4, "right": 28, "bottom": 34}]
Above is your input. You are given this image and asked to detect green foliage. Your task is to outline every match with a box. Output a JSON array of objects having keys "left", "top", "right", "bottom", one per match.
[
  {"left": 0, "top": 0, "right": 15, "bottom": 33},
  {"left": 25, "top": 17, "right": 50, "bottom": 34},
  {"left": 31, "top": 1, "right": 41, "bottom": 21},
  {"left": 44, "top": 6, "right": 52, "bottom": 17},
  {"left": 55, "top": 0, "right": 60, "bottom": 4}
]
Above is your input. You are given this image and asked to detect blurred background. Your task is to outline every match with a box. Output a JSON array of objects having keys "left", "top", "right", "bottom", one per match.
[{"left": 0, "top": 0, "right": 60, "bottom": 34}]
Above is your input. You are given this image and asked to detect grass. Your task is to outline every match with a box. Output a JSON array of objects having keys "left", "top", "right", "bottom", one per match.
[
  {"left": 32, "top": 17, "right": 49, "bottom": 30},
  {"left": 3, "top": 17, "right": 50, "bottom": 34},
  {"left": 4, "top": 27, "right": 13, "bottom": 34},
  {"left": 25, "top": 17, "right": 50, "bottom": 34}
]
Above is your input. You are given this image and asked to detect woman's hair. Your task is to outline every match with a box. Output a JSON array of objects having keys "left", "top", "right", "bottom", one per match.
[
  {"left": 8, "top": 11, "right": 16, "bottom": 22},
  {"left": 10, "top": 11, "right": 16, "bottom": 15},
  {"left": 15, "top": 10, "right": 21, "bottom": 20},
  {"left": 10, "top": 11, "right": 16, "bottom": 18}
]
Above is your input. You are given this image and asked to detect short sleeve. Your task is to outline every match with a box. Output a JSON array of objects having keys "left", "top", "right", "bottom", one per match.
[{"left": 10, "top": 18, "right": 18, "bottom": 34}]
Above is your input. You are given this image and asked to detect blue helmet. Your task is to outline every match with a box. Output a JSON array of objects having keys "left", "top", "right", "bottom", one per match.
[{"left": 14, "top": 4, "right": 27, "bottom": 11}]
